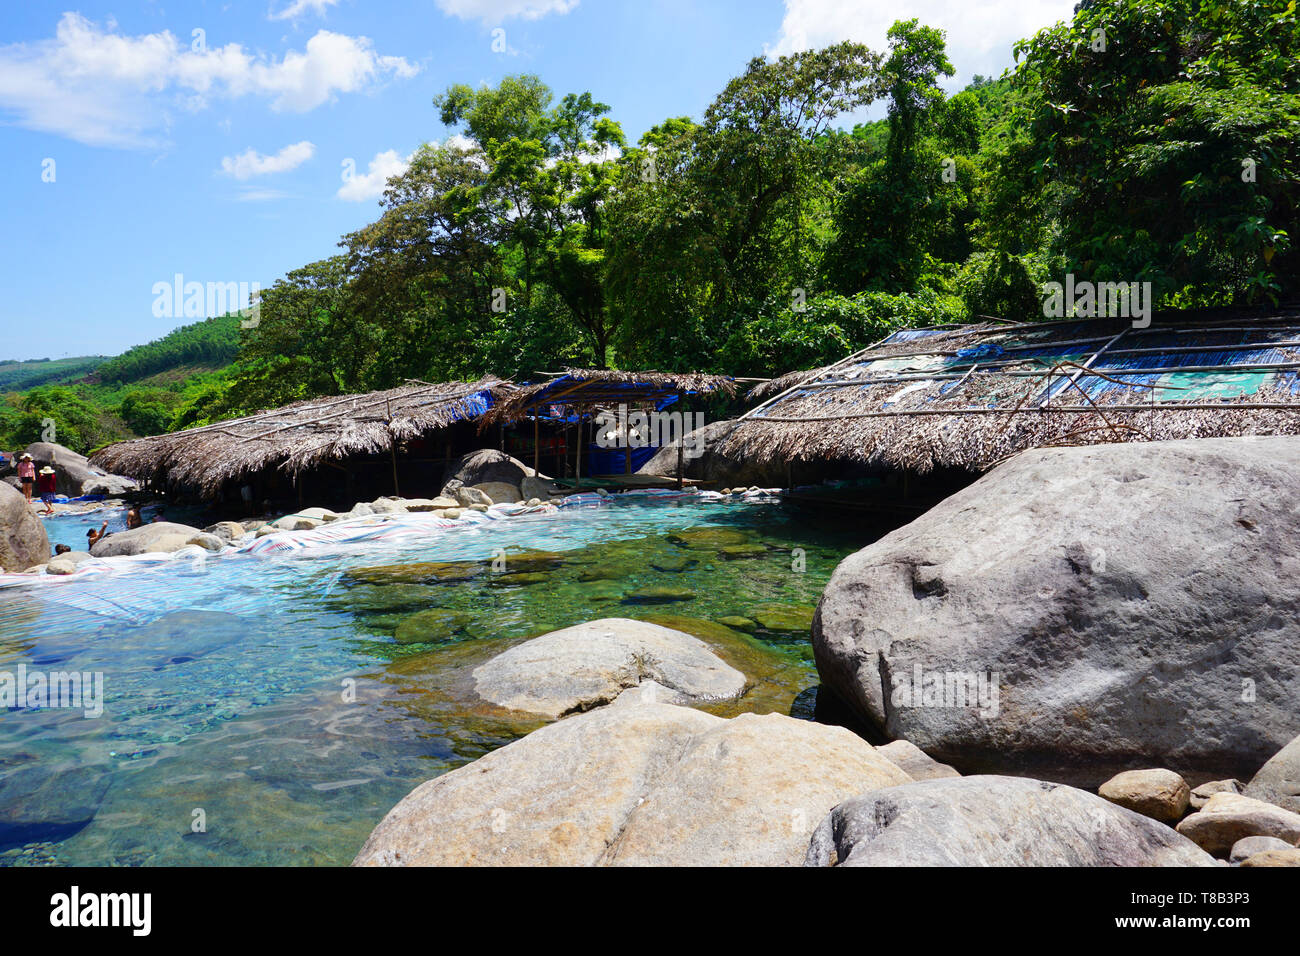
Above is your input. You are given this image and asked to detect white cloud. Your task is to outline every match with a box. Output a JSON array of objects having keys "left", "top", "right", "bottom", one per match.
[
  {"left": 768, "top": 0, "right": 1077, "bottom": 87},
  {"left": 337, "top": 148, "right": 411, "bottom": 201},
  {"left": 270, "top": 0, "right": 341, "bottom": 21},
  {"left": 434, "top": 0, "right": 580, "bottom": 26},
  {"left": 222, "top": 140, "right": 316, "bottom": 179},
  {"left": 337, "top": 135, "right": 476, "bottom": 202},
  {"left": 0, "top": 13, "right": 419, "bottom": 148}
]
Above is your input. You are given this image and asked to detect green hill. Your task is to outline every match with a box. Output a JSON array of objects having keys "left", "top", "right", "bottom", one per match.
[
  {"left": 0, "top": 355, "right": 108, "bottom": 392},
  {"left": 1, "top": 313, "right": 244, "bottom": 454},
  {"left": 96, "top": 313, "right": 241, "bottom": 385}
]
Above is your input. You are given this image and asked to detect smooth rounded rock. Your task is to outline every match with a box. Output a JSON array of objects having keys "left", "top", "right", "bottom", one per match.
[
  {"left": 1098, "top": 768, "right": 1190, "bottom": 822},
  {"left": 876, "top": 740, "right": 961, "bottom": 781},
  {"left": 354, "top": 703, "right": 912, "bottom": 867},
  {"left": 812, "top": 436, "right": 1300, "bottom": 785},
  {"left": 1175, "top": 792, "right": 1300, "bottom": 855},
  {"left": 806, "top": 776, "right": 1217, "bottom": 867},
  {"left": 88, "top": 522, "right": 223, "bottom": 558},
  {"left": 472, "top": 618, "right": 746, "bottom": 719},
  {"left": 1190, "top": 778, "right": 1244, "bottom": 810},
  {"left": 0, "top": 481, "right": 50, "bottom": 572},
  {"left": 1244, "top": 733, "right": 1300, "bottom": 814},
  {"left": 1229, "top": 835, "right": 1296, "bottom": 863}
]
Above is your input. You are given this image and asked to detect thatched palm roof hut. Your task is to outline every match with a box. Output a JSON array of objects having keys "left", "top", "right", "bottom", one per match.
[
  {"left": 481, "top": 368, "right": 737, "bottom": 486},
  {"left": 722, "top": 308, "right": 1300, "bottom": 474},
  {"left": 482, "top": 368, "right": 737, "bottom": 426},
  {"left": 92, "top": 378, "right": 512, "bottom": 497}
]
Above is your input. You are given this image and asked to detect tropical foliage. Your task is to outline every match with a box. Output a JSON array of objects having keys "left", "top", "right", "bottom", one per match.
[{"left": 8, "top": 0, "right": 1296, "bottom": 444}]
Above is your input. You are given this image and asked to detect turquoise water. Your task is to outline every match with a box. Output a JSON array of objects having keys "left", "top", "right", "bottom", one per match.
[{"left": 0, "top": 497, "right": 867, "bottom": 866}]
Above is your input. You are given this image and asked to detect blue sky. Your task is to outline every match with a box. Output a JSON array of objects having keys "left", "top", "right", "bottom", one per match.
[{"left": 0, "top": 0, "right": 1075, "bottom": 362}]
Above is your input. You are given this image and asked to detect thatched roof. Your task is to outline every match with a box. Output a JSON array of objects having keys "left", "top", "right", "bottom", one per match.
[
  {"left": 721, "top": 308, "right": 1300, "bottom": 473},
  {"left": 483, "top": 368, "right": 737, "bottom": 426},
  {"left": 91, "top": 378, "right": 511, "bottom": 495},
  {"left": 746, "top": 365, "right": 833, "bottom": 402}
]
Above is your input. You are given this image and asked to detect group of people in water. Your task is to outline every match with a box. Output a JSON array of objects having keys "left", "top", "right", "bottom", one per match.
[
  {"left": 12, "top": 453, "right": 153, "bottom": 549},
  {"left": 84, "top": 507, "right": 146, "bottom": 550}
]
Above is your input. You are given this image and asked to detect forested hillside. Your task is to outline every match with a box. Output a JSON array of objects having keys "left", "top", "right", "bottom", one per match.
[
  {"left": 185, "top": 0, "right": 1296, "bottom": 426},
  {"left": 0, "top": 356, "right": 107, "bottom": 392},
  {"left": 95, "top": 314, "right": 241, "bottom": 385},
  {"left": 9, "top": 0, "right": 1298, "bottom": 447},
  {"left": 0, "top": 313, "right": 244, "bottom": 453}
]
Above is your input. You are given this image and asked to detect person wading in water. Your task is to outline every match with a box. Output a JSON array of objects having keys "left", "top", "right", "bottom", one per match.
[{"left": 36, "top": 466, "right": 58, "bottom": 516}]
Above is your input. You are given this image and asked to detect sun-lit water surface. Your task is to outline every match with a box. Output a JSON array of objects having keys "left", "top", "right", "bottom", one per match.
[{"left": 0, "top": 497, "right": 870, "bottom": 866}]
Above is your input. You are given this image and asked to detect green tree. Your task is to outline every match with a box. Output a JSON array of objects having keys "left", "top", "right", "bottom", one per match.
[{"left": 995, "top": 0, "right": 1299, "bottom": 303}]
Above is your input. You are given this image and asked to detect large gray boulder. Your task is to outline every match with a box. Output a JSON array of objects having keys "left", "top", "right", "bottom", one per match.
[
  {"left": 354, "top": 702, "right": 912, "bottom": 866},
  {"left": 812, "top": 436, "right": 1300, "bottom": 786},
  {"left": 89, "top": 522, "right": 223, "bottom": 557},
  {"left": 0, "top": 481, "right": 50, "bottom": 572},
  {"left": 15, "top": 442, "right": 135, "bottom": 497},
  {"left": 472, "top": 618, "right": 747, "bottom": 718},
  {"left": 441, "top": 449, "right": 540, "bottom": 499},
  {"left": 81, "top": 474, "right": 137, "bottom": 496},
  {"left": 805, "top": 776, "right": 1217, "bottom": 867},
  {"left": 1244, "top": 733, "right": 1300, "bottom": 814}
]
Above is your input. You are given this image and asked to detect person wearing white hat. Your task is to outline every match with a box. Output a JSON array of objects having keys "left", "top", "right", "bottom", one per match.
[
  {"left": 36, "top": 465, "right": 58, "bottom": 515},
  {"left": 16, "top": 453, "right": 36, "bottom": 502}
]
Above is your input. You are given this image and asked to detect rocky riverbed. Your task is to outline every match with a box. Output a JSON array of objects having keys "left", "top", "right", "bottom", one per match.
[{"left": 353, "top": 436, "right": 1300, "bottom": 867}]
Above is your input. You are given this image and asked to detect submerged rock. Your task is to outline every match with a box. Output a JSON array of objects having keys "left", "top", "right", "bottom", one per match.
[
  {"left": 394, "top": 609, "right": 472, "bottom": 646},
  {"left": 335, "top": 583, "right": 441, "bottom": 613},
  {"left": 471, "top": 618, "right": 746, "bottom": 718},
  {"left": 621, "top": 586, "right": 695, "bottom": 605},
  {"left": 486, "top": 571, "right": 548, "bottom": 587},
  {"left": 0, "top": 761, "right": 112, "bottom": 851},
  {"left": 720, "top": 543, "right": 768, "bottom": 559},
  {"left": 716, "top": 616, "right": 757, "bottom": 632},
  {"left": 751, "top": 604, "right": 815, "bottom": 635},
  {"left": 353, "top": 703, "right": 911, "bottom": 866},
  {"left": 345, "top": 561, "right": 484, "bottom": 586},
  {"left": 668, "top": 527, "right": 751, "bottom": 550},
  {"left": 806, "top": 776, "right": 1217, "bottom": 867},
  {"left": 812, "top": 436, "right": 1300, "bottom": 785}
]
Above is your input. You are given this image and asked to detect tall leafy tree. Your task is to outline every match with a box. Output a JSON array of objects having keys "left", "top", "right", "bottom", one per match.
[{"left": 994, "top": 0, "right": 1300, "bottom": 303}]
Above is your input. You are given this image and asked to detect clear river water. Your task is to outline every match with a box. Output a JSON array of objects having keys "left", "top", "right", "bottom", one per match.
[{"left": 0, "top": 496, "right": 872, "bottom": 866}]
